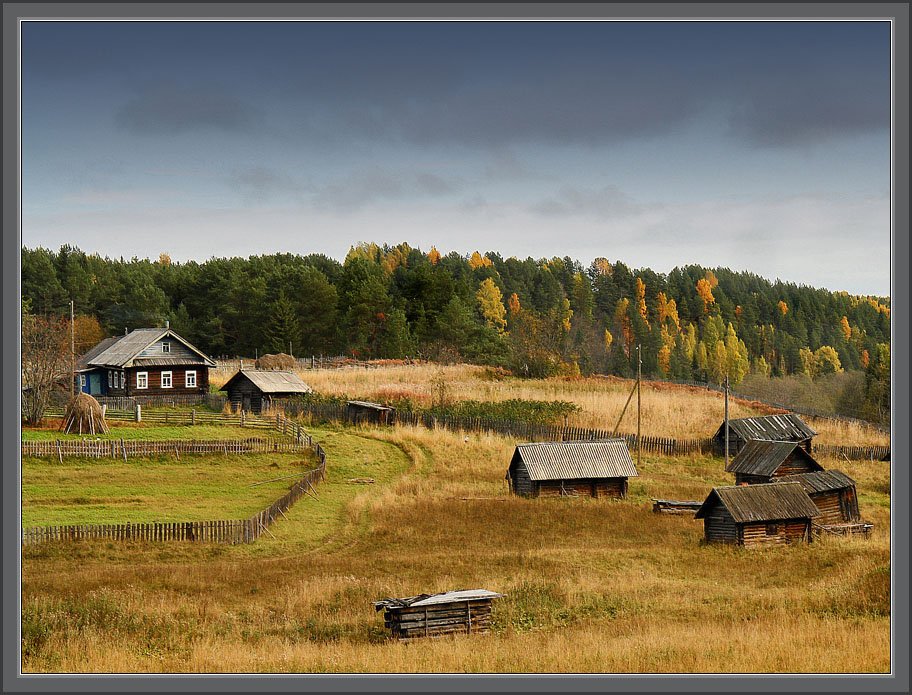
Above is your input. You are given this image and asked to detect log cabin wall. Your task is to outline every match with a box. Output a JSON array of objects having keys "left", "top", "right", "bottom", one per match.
[
  {"left": 703, "top": 505, "right": 739, "bottom": 544},
  {"left": 536, "top": 477, "right": 627, "bottom": 498},
  {"left": 509, "top": 461, "right": 535, "bottom": 497},
  {"left": 740, "top": 519, "right": 811, "bottom": 546},
  {"left": 771, "top": 451, "right": 820, "bottom": 478},
  {"left": 124, "top": 367, "right": 209, "bottom": 397},
  {"left": 809, "top": 491, "right": 845, "bottom": 525}
]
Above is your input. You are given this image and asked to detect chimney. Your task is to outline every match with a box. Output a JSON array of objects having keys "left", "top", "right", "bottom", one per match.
[
  {"left": 124, "top": 327, "right": 128, "bottom": 336},
  {"left": 165, "top": 319, "right": 170, "bottom": 329}
]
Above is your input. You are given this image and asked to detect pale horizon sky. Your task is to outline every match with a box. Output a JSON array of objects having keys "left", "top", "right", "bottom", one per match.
[{"left": 21, "top": 20, "right": 892, "bottom": 296}]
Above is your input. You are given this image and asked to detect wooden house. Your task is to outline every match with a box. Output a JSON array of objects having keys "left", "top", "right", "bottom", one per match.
[
  {"left": 694, "top": 482, "right": 820, "bottom": 547},
  {"left": 506, "top": 439, "right": 638, "bottom": 498},
  {"left": 75, "top": 326, "right": 215, "bottom": 398},
  {"left": 373, "top": 589, "right": 503, "bottom": 640},
  {"left": 220, "top": 369, "right": 312, "bottom": 414},
  {"left": 713, "top": 413, "right": 817, "bottom": 457},
  {"left": 345, "top": 400, "right": 396, "bottom": 425},
  {"left": 777, "top": 470, "right": 861, "bottom": 525},
  {"left": 725, "top": 439, "right": 824, "bottom": 485}
]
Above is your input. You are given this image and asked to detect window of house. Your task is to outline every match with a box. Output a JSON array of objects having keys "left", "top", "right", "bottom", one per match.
[
  {"left": 161, "top": 341, "right": 171, "bottom": 353},
  {"left": 114, "top": 371, "right": 119, "bottom": 389},
  {"left": 765, "top": 523, "right": 779, "bottom": 536},
  {"left": 161, "top": 371, "right": 173, "bottom": 388},
  {"left": 136, "top": 372, "right": 148, "bottom": 389},
  {"left": 79, "top": 374, "right": 86, "bottom": 387},
  {"left": 185, "top": 370, "right": 197, "bottom": 388},
  {"left": 108, "top": 371, "right": 113, "bottom": 388},
  {"left": 121, "top": 371, "right": 125, "bottom": 387}
]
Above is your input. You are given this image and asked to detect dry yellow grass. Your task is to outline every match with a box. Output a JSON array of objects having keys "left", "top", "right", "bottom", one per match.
[
  {"left": 21, "top": 422, "right": 891, "bottom": 674},
  {"left": 246, "top": 362, "right": 889, "bottom": 447}
]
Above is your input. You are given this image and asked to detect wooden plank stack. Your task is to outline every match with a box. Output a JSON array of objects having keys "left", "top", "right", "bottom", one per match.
[
  {"left": 373, "top": 589, "right": 503, "bottom": 641},
  {"left": 652, "top": 499, "right": 702, "bottom": 514}
]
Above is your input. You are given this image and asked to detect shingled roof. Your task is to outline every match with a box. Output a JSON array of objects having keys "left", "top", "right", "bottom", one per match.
[
  {"left": 695, "top": 482, "right": 820, "bottom": 523},
  {"left": 725, "top": 439, "right": 824, "bottom": 476},
  {"left": 508, "top": 440, "right": 638, "bottom": 481},
  {"left": 75, "top": 336, "right": 121, "bottom": 371},
  {"left": 715, "top": 413, "right": 817, "bottom": 443},
  {"left": 778, "top": 470, "right": 857, "bottom": 494},
  {"left": 221, "top": 369, "right": 312, "bottom": 394}
]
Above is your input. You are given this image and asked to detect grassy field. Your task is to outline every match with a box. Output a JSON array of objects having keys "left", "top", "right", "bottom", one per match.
[
  {"left": 229, "top": 362, "right": 889, "bottom": 447},
  {"left": 21, "top": 421, "right": 278, "bottom": 442},
  {"left": 21, "top": 420, "right": 891, "bottom": 674},
  {"left": 21, "top": 450, "right": 322, "bottom": 526}
]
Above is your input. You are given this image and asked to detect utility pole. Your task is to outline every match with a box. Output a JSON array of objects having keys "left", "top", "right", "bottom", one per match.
[
  {"left": 70, "top": 300, "right": 75, "bottom": 398},
  {"left": 636, "top": 343, "right": 642, "bottom": 469},
  {"left": 724, "top": 374, "right": 730, "bottom": 470}
]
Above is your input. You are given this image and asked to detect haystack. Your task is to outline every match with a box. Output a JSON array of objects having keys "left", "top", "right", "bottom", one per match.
[
  {"left": 60, "top": 393, "right": 109, "bottom": 435},
  {"left": 255, "top": 352, "right": 296, "bottom": 370}
]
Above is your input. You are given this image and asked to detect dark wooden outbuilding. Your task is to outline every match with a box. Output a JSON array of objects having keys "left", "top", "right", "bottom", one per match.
[
  {"left": 777, "top": 470, "right": 861, "bottom": 525},
  {"left": 373, "top": 589, "right": 503, "bottom": 640},
  {"left": 725, "top": 439, "right": 824, "bottom": 485},
  {"left": 220, "top": 369, "right": 312, "bottom": 414},
  {"left": 345, "top": 400, "right": 396, "bottom": 425},
  {"left": 694, "top": 482, "right": 820, "bottom": 547},
  {"left": 713, "top": 413, "right": 817, "bottom": 457},
  {"left": 506, "top": 439, "right": 638, "bottom": 498}
]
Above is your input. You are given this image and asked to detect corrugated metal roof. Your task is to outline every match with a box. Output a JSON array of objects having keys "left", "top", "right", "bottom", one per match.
[
  {"left": 512, "top": 440, "right": 638, "bottom": 481},
  {"left": 695, "top": 482, "right": 820, "bottom": 523},
  {"left": 716, "top": 413, "right": 817, "bottom": 442},
  {"left": 725, "top": 439, "right": 823, "bottom": 476},
  {"left": 347, "top": 400, "right": 394, "bottom": 411},
  {"left": 86, "top": 328, "right": 216, "bottom": 367},
  {"left": 222, "top": 369, "right": 312, "bottom": 394},
  {"left": 76, "top": 336, "right": 122, "bottom": 370},
  {"left": 373, "top": 589, "right": 504, "bottom": 611},
  {"left": 778, "top": 470, "right": 857, "bottom": 494},
  {"left": 132, "top": 357, "right": 209, "bottom": 367}
]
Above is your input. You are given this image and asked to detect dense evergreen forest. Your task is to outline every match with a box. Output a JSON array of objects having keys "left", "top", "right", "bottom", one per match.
[{"left": 21, "top": 243, "right": 891, "bottom": 420}]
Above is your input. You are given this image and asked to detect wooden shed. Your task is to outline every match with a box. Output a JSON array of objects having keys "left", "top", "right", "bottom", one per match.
[
  {"left": 694, "top": 482, "right": 820, "bottom": 547},
  {"left": 725, "top": 439, "right": 824, "bottom": 485},
  {"left": 713, "top": 413, "right": 816, "bottom": 457},
  {"left": 220, "top": 369, "right": 312, "bottom": 414},
  {"left": 506, "top": 439, "right": 638, "bottom": 499},
  {"left": 373, "top": 589, "right": 503, "bottom": 640},
  {"left": 345, "top": 400, "right": 396, "bottom": 425},
  {"left": 777, "top": 470, "right": 861, "bottom": 525}
]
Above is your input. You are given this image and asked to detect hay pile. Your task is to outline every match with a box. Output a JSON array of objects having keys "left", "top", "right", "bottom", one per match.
[
  {"left": 60, "top": 393, "right": 109, "bottom": 435},
  {"left": 255, "top": 353, "right": 296, "bottom": 370}
]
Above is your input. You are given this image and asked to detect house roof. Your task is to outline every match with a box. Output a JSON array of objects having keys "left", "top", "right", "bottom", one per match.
[
  {"left": 695, "top": 482, "right": 820, "bottom": 523},
  {"left": 373, "top": 589, "right": 504, "bottom": 611},
  {"left": 83, "top": 328, "right": 216, "bottom": 368},
  {"left": 725, "top": 439, "right": 824, "bottom": 476},
  {"left": 221, "top": 369, "right": 312, "bottom": 394},
  {"left": 715, "top": 413, "right": 817, "bottom": 442},
  {"left": 75, "top": 336, "right": 121, "bottom": 371},
  {"left": 508, "top": 439, "right": 638, "bottom": 481},
  {"left": 778, "top": 470, "right": 857, "bottom": 494}
]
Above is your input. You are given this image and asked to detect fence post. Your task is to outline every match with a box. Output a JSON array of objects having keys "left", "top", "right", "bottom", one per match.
[{"left": 135, "top": 403, "right": 142, "bottom": 423}]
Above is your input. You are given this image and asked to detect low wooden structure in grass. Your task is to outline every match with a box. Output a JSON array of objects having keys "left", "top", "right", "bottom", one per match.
[
  {"left": 652, "top": 499, "right": 702, "bottom": 514},
  {"left": 725, "top": 439, "right": 825, "bottom": 485},
  {"left": 345, "top": 400, "right": 396, "bottom": 426},
  {"left": 713, "top": 413, "right": 817, "bottom": 457},
  {"left": 694, "top": 482, "right": 821, "bottom": 547},
  {"left": 778, "top": 470, "right": 873, "bottom": 537},
  {"left": 373, "top": 589, "right": 503, "bottom": 641}
]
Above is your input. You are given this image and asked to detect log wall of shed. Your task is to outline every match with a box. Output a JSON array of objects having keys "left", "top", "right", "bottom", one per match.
[
  {"left": 703, "top": 506, "right": 739, "bottom": 544},
  {"left": 536, "top": 478, "right": 626, "bottom": 499},
  {"left": 740, "top": 520, "right": 811, "bottom": 546},
  {"left": 124, "top": 367, "right": 209, "bottom": 397},
  {"left": 771, "top": 451, "right": 820, "bottom": 478}
]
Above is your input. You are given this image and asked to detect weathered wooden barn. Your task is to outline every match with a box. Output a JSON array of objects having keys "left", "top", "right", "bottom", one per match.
[
  {"left": 725, "top": 439, "right": 825, "bottom": 484},
  {"left": 694, "top": 482, "right": 820, "bottom": 547},
  {"left": 345, "top": 400, "right": 396, "bottom": 425},
  {"left": 373, "top": 589, "right": 503, "bottom": 640},
  {"left": 220, "top": 369, "right": 312, "bottom": 414},
  {"left": 777, "top": 470, "right": 861, "bottom": 525},
  {"left": 75, "top": 327, "right": 215, "bottom": 398},
  {"left": 713, "top": 413, "right": 817, "bottom": 457},
  {"left": 506, "top": 439, "right": 638, "bottom": 498}
]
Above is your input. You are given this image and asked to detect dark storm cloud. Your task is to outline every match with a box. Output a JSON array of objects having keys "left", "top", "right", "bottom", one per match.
[
  {"left": 115, "top": 83, "right": 260, "bottom": 135},
  {"left": 311, "top": 168, "right": 461, "bottom": 212},
  {"left": 532, "top": 185, "right": 644, "bottom": 219}
]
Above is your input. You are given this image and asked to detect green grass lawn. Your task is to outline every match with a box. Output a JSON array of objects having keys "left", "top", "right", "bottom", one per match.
[
  {"left": 21, "top": 451, "right": 319, "bottom": 526},
  {"left": 21, "top": 422, "right": 282, "bottom": 442}
]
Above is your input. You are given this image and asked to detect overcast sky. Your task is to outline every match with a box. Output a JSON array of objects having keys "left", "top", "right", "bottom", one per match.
[{"left": 21, "top": 20, "right": 891, "bottom": 295}]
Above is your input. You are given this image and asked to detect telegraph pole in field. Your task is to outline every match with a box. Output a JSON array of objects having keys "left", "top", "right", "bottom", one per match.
[
  {"left": 636, "top": 343, "right": 642, "bottom": 469},
  {"left": 70, "top": 300, "right": 75, "bottom": 398},
  {"left": 724, "top": 374, "right": 730, "bottom": 470}
]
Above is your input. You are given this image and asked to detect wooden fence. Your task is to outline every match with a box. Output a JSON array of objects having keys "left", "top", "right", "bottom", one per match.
[
  {"left": 814, "top": 443, "right": 891, "bottom": 461},
  {"left": 22, "top": 437, "right": 308, "bottom": 459},
  {"left": 22, "top": 415, "right": 326, "bottom": 546}
]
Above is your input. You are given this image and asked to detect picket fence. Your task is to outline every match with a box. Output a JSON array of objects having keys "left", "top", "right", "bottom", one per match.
[
  {"left": 21, "top": 414, "right": 325, "bottom": 546},
  {"left": 22, "top": 437, "right": 307, "bottom": 459}
]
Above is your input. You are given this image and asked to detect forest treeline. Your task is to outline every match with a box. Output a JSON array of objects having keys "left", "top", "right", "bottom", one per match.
[{"left": 21, "top": 242, "right": 891, "bottom": 422}]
